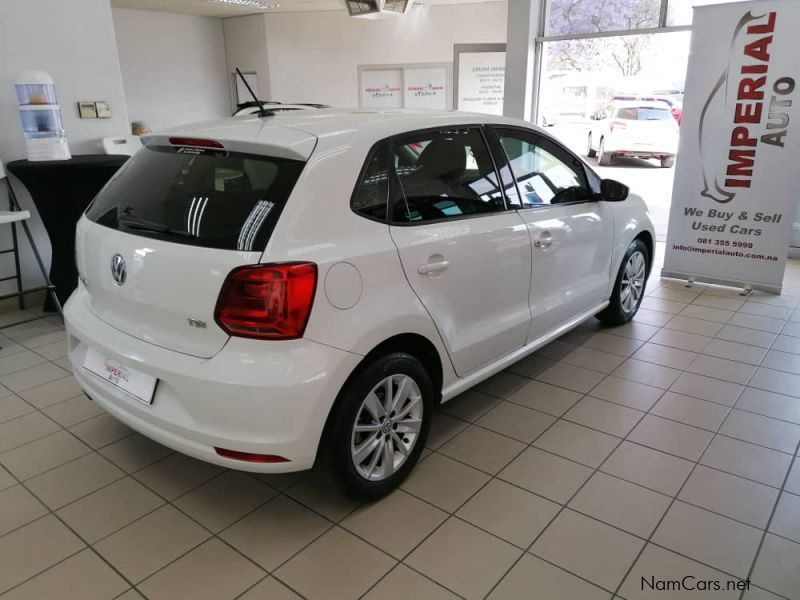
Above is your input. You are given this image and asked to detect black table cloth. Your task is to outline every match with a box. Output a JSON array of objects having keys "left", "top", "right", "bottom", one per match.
[{"left": 6, "top": 154, "right": 129, "bottom": 310}]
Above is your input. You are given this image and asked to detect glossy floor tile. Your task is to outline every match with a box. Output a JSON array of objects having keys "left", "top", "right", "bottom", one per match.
[{"left": 1, "top": 256, "right": 800, "bottom": 599}]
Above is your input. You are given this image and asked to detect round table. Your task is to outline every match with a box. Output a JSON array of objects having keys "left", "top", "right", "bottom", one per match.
[{"left": 6, "top": 155, "right": 129, "bottom": 310}]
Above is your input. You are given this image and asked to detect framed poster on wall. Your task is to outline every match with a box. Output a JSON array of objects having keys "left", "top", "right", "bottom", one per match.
[
  {"left": 359, "top": 63, "right": 452, "bottom": 110},
  {"left": 454, "top": 44, "right": 506, "bottom": 115},
  {"left": 403, "top": 67, "right": 448, "bottom": 109},
  {"left": 360, "top": 68, "right": 403, "bottom": 109}
]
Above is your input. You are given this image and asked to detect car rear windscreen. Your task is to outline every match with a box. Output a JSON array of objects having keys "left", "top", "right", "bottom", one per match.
[
  {"left": 86, "top": 145, "right": 305, "bottom": 251},
  {"left": 616, "top": 107, "right": 673, "bottom": 121}
]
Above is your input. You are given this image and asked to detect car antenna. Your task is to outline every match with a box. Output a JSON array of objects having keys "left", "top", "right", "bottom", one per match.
[{"left": 235, "top": 68, "right": 272, "bottom": 117}]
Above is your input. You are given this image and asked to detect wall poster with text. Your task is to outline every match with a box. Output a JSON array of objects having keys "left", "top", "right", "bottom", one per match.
[{"left": 455, "top": 50, "right": 506, "bottom": 115}]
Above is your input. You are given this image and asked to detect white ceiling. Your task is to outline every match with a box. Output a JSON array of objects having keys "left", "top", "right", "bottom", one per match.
[{"left": 110, "top": 0, "right": 503, "bottom": 18}]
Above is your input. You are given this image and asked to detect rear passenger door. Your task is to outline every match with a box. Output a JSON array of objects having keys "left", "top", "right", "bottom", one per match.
[{"left": 388, "top": 127, "right": 532, "bottom": 377}]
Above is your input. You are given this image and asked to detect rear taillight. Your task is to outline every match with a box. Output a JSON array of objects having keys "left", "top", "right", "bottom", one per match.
[
  {"left": 215, "top": 262, "right": 317, "bottom": 340},
  {"left": 610, "top": 120, "right": 628, "bottom": 133}
]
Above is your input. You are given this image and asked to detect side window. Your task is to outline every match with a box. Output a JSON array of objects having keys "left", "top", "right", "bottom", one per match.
[
  {"left": 496, "top": 129, "right": 590, "bottom": 208},
  {"left": 391, "top": 128, "right": 504, "bottom": 224},
  {"left": 351, "top": 143, "right": 389, "bottom": 221}
]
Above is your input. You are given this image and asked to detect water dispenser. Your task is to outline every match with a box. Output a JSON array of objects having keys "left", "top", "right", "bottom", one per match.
[{"left": 15, "top": 71, "right": 71, "bottom": 161}]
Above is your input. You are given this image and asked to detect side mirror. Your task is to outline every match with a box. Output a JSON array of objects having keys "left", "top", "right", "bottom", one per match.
[{"left": 601, "top": 178, "right": 629, "bottom": 202}]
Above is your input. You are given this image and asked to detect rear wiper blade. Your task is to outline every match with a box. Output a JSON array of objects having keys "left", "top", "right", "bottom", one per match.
[{"left": 121, "top": 222, "right": 193, "bottom": 238}]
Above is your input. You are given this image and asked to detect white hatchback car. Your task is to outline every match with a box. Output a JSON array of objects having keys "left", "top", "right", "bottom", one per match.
[
  {"left": 588, "top": 100, "right": 680, "bottom": 168},
  {"left": 65, "top": 109, "right": 654, "bottom": 500}
]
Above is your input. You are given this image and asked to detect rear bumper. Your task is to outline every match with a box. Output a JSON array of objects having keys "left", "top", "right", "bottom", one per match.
[
  {"left": 64, "top": 286, "right": 361, "bottom": 472},
  {"left": 612, "top": 150, "right": 675, "bottom": 159},
  {"left": 603, "top": 135, "right": 677, "bottom": 158}
]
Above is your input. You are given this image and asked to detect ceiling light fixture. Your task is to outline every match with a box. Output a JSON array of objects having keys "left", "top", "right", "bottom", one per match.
[
  {"left": 345, "top": 0, "right": 413, "bottom": 18},
  {"left": 210, "top": 0, "right": 280, "bottom": 9}
]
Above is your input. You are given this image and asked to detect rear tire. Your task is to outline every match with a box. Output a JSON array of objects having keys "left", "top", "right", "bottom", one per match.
[
  {"left": 317, "top": 352, "right": 433, "bottom": 501},
  {"left": 587, "top": 134, "right": 597, "bottom": 158},
  {"left": 596, "top": 239, "right": 649, "bottom": 325},
  {"left": 661, "top": 155, "right": 676, "bottom": 168},
  {"left": 598, "top": 138, "right": 612, "bottom": 166}
]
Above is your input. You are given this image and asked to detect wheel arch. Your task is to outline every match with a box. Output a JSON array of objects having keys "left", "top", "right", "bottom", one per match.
[
  {"left": 634, "top": 229, "right": 654, "bottom": 273},
  {"left": 315, "top": 332, "right": 445, "bottom": 469},
  {"left": 360, "top": 333, "right": 444, "bottom": 403}
]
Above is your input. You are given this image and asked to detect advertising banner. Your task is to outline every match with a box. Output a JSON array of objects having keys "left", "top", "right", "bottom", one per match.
[
  {"left": 456, "top": 51, "right": 506, "bottom": 115},
  {"left": 662, "top": 0, "right": 799, "bottom": 293}
]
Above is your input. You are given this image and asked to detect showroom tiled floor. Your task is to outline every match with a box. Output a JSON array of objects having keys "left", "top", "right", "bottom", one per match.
[{"left": 1, "top": 257, "right": 800, "bottom": 599}]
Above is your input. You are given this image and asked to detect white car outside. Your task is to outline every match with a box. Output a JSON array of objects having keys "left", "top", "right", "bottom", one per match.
[
  {"left": 588, "top": 100, "right": 680, "bottom": 168},
  {"left": 65, "top": 109, "right": 655, "bottom": 499}
]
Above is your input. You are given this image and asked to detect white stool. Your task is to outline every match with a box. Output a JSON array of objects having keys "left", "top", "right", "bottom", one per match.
[{"left": 0, "top": 159, "right": 62, "bottom": 316}]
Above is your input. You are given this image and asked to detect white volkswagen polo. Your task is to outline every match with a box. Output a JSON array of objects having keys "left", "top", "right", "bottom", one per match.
[{"left": 65, "top": 109, "right": 654, "bottom": 500}]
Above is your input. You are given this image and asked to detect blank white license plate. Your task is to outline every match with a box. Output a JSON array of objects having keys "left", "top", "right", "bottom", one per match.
[{"left": 82, "top": 347, "right": 157, "bottom": 406}]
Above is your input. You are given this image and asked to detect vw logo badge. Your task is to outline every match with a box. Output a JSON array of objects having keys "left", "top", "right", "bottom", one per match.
[{"left": 111, "top": 254, "right": 127, "bottom": 286}]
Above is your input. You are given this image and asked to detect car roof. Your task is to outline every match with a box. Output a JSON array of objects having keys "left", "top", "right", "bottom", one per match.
[{"left": 144, "top": 108, "right": 539, "bottom": 160}]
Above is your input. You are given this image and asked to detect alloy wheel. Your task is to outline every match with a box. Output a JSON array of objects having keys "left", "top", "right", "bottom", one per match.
[
  {"left": 350, "top": 374, "right": 423, "bottom": 481},
  {"left": 620, "top": 250, "right": 646, "bottom": 313}
]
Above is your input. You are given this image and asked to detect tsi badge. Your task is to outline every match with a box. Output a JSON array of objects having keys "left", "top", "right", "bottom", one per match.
[{"left": 110, "top": 254, "right": 126, "bottom": 286}]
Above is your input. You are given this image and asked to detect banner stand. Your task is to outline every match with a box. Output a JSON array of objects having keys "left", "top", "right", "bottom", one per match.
[
  {"left": 659, "top": 270, "right": 774, "bottom": 295},
  {"left": 661, "top": 0, "right": 799, "bottom": 296}
]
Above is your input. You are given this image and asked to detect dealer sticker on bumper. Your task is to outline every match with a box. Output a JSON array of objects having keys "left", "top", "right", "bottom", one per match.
[{"left": 83, "top": 347, "right": 157, "bottom": 406}]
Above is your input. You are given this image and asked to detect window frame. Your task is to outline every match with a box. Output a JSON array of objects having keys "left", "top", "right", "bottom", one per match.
[
  {"left": 489, "top": 125, "right": 601, "bottom": 211},
  {"left": 349, "top": 140, "right": 391, "bottom": 224},
  {"left": 385, "top": 124, "right": 513, "bottom": 227}
]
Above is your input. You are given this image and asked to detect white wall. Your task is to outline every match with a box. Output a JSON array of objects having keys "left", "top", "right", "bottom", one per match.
[
  {"left": 0, "top": 0, "right": 130, "bottom": 296},
  {"left": 113, "top": 8, "right": 230, "bottom": 130},
  {"left": 258, "top": 3, "right": 507, "bottom": 107},
  {"left": 223, "top": 15, "right": 270, "bottom": 109}
]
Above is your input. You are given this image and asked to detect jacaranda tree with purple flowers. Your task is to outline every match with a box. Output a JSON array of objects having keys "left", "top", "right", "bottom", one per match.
[{"left": 546, "top": 0, "right": 662, "bottom": 76}]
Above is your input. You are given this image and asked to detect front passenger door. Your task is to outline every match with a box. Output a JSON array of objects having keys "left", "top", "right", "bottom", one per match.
[{"left": 493, "top": 127, "right": 615, "bottom": 342}]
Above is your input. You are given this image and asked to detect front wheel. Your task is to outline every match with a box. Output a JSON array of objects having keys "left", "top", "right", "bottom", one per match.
[
  {"left": 317, "top": 353, "right": 433, "bottom": 501},
  {"left": 596, "top": 239, "right": 649, "bottom": 325},
  {"left": 587, "top": 134, "right": 597, "bottom": 158}
]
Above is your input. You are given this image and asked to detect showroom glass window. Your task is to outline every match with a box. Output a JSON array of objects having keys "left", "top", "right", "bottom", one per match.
[
  {"left": 390, "top": 128, "right": 504, "bottom": 223},
  {"left": 495, "top": 129, "right": 589, "bottom": 208},
  {"left": 86, "top": 146, "right": 304, "bottom": 252},
  {"left": 351, "top": 142, "right": 390, "bottom": 221},
  {"left": 536, "top": 0, "right": 692, "bottom": 135}
]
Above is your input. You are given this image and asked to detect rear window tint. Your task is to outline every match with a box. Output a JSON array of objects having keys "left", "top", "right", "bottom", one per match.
[
  {"left": 86, "top": 145, "right": 304, "bottom": 251},
  {"left": 616, "top": 107, "right": 672, "bottom": 121}
]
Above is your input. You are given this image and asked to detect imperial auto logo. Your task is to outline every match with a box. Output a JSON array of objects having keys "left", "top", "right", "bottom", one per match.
[{"left": 698, "top": 10, "right": 795, "bottom": 204}]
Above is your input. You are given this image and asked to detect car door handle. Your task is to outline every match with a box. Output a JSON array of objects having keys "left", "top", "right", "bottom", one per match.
[
  {"left": 417, "top": 259, "right": 449, "bottom": 275},
  {"left": 534, "top": 232, "right": 553, "bottom": 249}
]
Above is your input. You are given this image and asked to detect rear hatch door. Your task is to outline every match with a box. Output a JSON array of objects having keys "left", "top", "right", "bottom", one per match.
[
  {"left": 77, "top": 132, "right": 314, "bottom": 358},
  {"left": 616, "top": 105, "right": 678, "bottom": 148}
]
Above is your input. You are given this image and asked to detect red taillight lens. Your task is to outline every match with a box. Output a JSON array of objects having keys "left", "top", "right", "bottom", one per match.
[
  {"left": 169, "top": 137, "right": 224, "bottom": 149},
  {"left": 610, "top": 120, "right": 628, "bottom": 133},
  {"left": 215, "top": 262, "right": 317, "bottom": 340}
]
